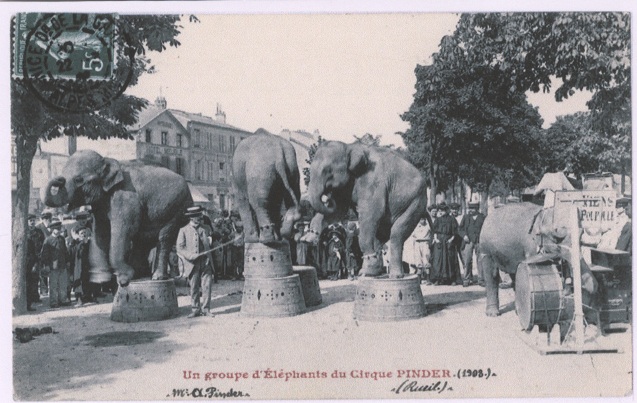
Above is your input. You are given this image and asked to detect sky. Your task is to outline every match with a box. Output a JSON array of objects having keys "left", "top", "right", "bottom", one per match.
[{"left": 124, "top": 13, "right": 591, "bottom": 148}]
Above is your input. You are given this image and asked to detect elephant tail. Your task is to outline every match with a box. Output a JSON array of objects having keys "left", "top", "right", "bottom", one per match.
[{"left": 278, "top": 145, "right": 301, "bottom": 212}]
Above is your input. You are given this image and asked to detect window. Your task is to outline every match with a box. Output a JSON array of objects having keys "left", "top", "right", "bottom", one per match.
[
  {"left": 207, "top": 133, "right": 213, "bottom": 150},
  {"left": 175, "top": 158, "right": 184, "bottom": 175},
  {"left": 219, "top": 194, "right": 226, "bottom": 211},
  {"left": 194, "top": 160, "right": 202, "bottom": 180},
  {"left": 161, "top": 131, "right": 168, "bottom": 145},
  {"left": 230, "top": 136, "right": 235, "bottom": 151},
  {"left": 194, "top": 129, "right": 201, "bottom": 148},
  {"left": 145, "top": 129, "right": 152, "bottom": 143},
  {"left": 160, "top": 155, "right": 170, "bottom": 169},
  {"left": 208, "top": 162, "right": 214, "bottom": 181},
  {"left": 219, "top": 135, "right": 226, "bottom": 153},
  {"left": 176, "top": 133, "right": 183, "bottom": 148},
  {"left": 219, "top": 162, "right": 224, "bottom": 170}
]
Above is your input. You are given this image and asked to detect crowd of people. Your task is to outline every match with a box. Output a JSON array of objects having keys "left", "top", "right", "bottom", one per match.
[
  {"left": 403, "top": 201, "right": 486, "bottom": 287},
  {"left": 24, "top": 195, "right": 631, "bottom": 317},
  {"left": 25, "top": 208, "right": 100, "bottom": 311}
]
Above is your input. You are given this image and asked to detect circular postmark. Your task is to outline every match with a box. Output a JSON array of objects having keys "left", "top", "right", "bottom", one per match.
[{"left": 15, "top": 13, "right": 135, "bottom": 113}]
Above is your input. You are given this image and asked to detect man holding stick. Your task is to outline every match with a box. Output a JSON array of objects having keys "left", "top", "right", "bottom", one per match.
[{"left": 177, "top": 206, "right": 215, "bottom": 318}]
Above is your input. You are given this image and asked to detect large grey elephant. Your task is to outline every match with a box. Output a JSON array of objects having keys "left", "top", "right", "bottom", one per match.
[
  {"left": 480, "top": 202, "right": 598, "bottom": 317},
  {"left": 43, "top": 150, "right": 193, "bottom": 286},
  {"left": 308, "top": 141, "right": 431, "bottom": 278},
  {"left": 232, "top": 130, "right": 301, "bottom": 243}
]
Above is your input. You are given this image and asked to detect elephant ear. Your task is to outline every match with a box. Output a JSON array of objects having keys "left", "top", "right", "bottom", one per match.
[
  {"left": 347, "top": 144, "right": 368, "bottom": 177},
  {"left": 101, "top": 158, "right": 124, "bottom": 192}
]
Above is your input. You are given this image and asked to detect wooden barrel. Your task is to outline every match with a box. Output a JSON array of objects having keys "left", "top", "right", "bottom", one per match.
[
  {"left": 111, "top": 279, "right": 179, "bottom": 323},
  {"left": 293, "top": 265, "right": 322, "bottom": 307},
  {"left": 241, "top": 274, "right": 306, "bottom": 317},
  {"left": 243, "top": 241, "right": 293, "bottom": 278},
  {"left": 353, "top": 274, "right": 426, "bottom": 321},
  {"left": 515, "top": 261, "right": 571, "bottom": 331}
]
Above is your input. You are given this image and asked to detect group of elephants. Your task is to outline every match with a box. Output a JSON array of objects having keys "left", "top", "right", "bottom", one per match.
[{"left": 43, "top": 130, "right": 585, "bottom": 317}]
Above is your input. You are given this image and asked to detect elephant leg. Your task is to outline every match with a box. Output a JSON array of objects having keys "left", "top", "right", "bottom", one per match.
[
  {"left": 387, "top": 200, "right": 422, "bottom": 278},
  {"left": 357, "top": 209, "right": 384, "bottom": 277},
  {"left": 152, "top": 220, "right": 180, "bottom": 280},
  {"left": 109, "top": 193, "right": 141, "bottom": 287},
  {"left": 281, "top": 205, "right": 301, "bottom": 239},
  {"left": 129, "top": 238, "right": 154, "bottom": 279},
  {"left": 235, "top": 189, "right": 258, "bottom": 243},
  {"left": 249, "top": 186, "right": 279, "bottom": 244},
  {"left": 88, "top": 211, "right": 113, "bottom": 283},
  {"left": 481, "top": 253, "right": 501, "bottom": 317}
]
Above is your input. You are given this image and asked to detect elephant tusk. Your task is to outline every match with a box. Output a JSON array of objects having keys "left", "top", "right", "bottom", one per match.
[
  {"left": 50, "top": 186, "right": 59, "bottom": 196},
  {"left": 321, "top": 194, "right": 329, "bottom": 203}
]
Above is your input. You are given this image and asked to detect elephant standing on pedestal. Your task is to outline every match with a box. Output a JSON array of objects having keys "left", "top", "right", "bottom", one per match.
[
  {"left": 43, "top": 150, "right": 193, "bottom": 286},
  {"left": 307, "top": 141, "right": 432, "bottom": 278},
  {"left": 232, "top": 129, "right": 302, "bottom": 244}
]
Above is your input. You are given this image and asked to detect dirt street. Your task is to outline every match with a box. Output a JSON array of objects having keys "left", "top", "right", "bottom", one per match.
[{"left": 12, "top": 278, "right": 632, "bottom": 401}]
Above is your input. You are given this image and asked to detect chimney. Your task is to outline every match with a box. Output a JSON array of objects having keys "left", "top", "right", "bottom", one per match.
[
  {"left": 155, "top": 95, "right": 167, "bottom": 109},
  {"left": 215, "top": 103, "right": 226, "bottom": 124}
]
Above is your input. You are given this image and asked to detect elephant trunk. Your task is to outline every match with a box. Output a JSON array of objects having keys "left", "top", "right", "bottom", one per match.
[
  {"left": 42, "top": 176, "right": 69, "bottom": 208},
  {"left": 308, "top": 181, "right": 337, "bottom": 216}
]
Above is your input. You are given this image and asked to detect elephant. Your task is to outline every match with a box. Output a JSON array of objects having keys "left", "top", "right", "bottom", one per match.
[
  {"left": 307, "top": 141, "right": 431, "bottom": 278},
  {"left": 43, "top": 149, "right": 193, "bottom": 286},
  {"left": 232, "top": 129, "right": 302, "bottom": 244},
  {"left": 480, "top": 202, "right": 598, "bottom": 317}
]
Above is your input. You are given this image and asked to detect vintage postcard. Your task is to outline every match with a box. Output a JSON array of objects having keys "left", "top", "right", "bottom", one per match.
[{"left": 4, "top": 1, "right": 634, "bottom": 402}]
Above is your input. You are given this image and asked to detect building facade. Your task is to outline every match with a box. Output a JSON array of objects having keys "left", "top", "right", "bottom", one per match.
[{"left": 130, "top": 98, "right": 252, "bottom": 213}]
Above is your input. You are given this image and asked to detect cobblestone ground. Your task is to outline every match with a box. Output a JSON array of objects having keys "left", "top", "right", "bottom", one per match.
[{"left": 12, "top": 278, "right": 632, "bottom": 401}]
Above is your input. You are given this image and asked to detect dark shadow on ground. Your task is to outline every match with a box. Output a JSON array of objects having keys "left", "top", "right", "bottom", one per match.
[
  {"left": 421, "top": 290, "right": 487, "bottom": 315},
  {"left": 13, "top": 311, "right": 186, "bottom": 401},
  {"left": 84, "top": 330, "right": 166, "bottom": 347}
]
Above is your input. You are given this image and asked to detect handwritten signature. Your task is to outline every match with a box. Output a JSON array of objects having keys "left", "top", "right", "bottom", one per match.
[
  {"left": 391, "top": 379, "right": 450, "bottom": 394},
  {"left": 168, "top": 386, "right": 250, "bottom": 399}
]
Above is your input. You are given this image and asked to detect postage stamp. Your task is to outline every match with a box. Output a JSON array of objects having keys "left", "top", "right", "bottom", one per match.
[
  {"left": 12, "top": 12, "right": 134, "bottom": 113},
  {"left": 5, "top": 3, "right": 634, "bottom": 403},
  {"left": 14, "top": 13, "right": 115, "bottom": 81}
]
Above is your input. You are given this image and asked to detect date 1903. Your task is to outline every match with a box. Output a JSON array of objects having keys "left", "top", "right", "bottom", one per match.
[{"left": 456, "top": 368, "right": 496, "bottom": 379}]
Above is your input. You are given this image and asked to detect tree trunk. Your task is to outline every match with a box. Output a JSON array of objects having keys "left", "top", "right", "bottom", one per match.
[
  {"left": 12, "top": 134, "right": 38, "bottom": 316},
  {"left": 429, "top": 163, "right": 438, "bottom": 206}
]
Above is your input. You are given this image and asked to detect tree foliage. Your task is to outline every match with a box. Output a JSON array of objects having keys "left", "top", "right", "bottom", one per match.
[
  {"left": 401, "top": 12, "right": 631, "bottom": 203},
  {"left": 303, "top": 135, "right": 325, "bottom": 186}
]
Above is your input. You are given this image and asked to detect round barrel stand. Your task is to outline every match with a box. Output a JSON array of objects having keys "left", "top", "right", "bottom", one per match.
[
  {"left": 353, "top": 274, "right": 426, "bottom": 321},
  {"left": 111, "top": 279, "right": 179, "bottom": 323},
  {"left": 243, "top": 241, "right": 293, "bottom": 278},
  {"left": 293, "top": 265, "right": 322, "bottom": 307},
  {"left": 515, "top": 261, "right": 571, "bottom": 331},
  {"left": 241, "top": 274, "right": 306, "bottom": 317}
]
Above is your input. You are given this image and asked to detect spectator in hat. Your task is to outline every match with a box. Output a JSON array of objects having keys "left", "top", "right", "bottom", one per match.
[
  {"left": 40, "top": 219, "right": 70, "bottom": 308},
  {"left": 69, "top": 226, "right": 96, "bottom": 306},
  {"left": 430, "top": 202, "right": 461, "bottom": 285},
  {"left": 449, "top": 202, "right": 465, "bottom": 270},
  {"left": 176, "top": 206, "right": 215, "bottom": 318},
  {"left": 326, "top": 229, "right": 346, "bottom": 280},
  {"left": 36, "top": 211, "right": 53, "bottom": 297},
  {"left": 26, "top": 213, "right": 45, "bottom": 311},
  {"left": 408, "top": 214, "right": 432, "bottom": 284},
  {"left": 345, "top": 222, "right": 362, "bottom": 280},
  {"left": 294, "top": 222, "right": 308, "bottom": 266},
  {"left": 458, "top": 202, "right": 486, "bottom": 287},
  {"left": 598, "top": 197, "right": 632, "bottom": 252},
  {"left": 616, "top": 197, "right": 632, "bottom": 252},
  {"left": 231, "top": 221, "right": 245, "bottom": 280}
]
